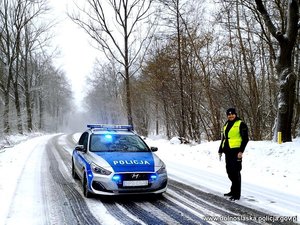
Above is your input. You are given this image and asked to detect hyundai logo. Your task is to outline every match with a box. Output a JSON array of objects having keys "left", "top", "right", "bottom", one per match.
[{"left": 131, "top": 174, "right": 139, "bottom": 179}]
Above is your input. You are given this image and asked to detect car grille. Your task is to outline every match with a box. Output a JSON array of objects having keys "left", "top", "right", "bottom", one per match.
[
  {"left": 122, "top": 173, "right": 149, "bottom": 180},
  {"left": 117, "top": 173, "right": 151, "bottom": 188}
]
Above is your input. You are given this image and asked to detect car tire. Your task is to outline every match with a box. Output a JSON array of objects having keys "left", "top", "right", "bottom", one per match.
[
  {"left": 72, "top": 160, "right": 79, "bottom": 180},
  {"left": 83, "top": 174, "right": 92, "bottom": 198}
]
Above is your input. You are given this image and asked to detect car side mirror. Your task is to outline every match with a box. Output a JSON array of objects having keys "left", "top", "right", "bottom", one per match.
[
  {"left": 75, "top": 144, "right": 85, "bottom": 152},
  {"left": 150, "top": 147, "right": 158, "bottom": 152}
]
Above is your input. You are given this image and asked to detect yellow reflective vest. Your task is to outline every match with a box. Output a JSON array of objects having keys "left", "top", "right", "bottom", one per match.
[{"left": 222, "top": 120, "right": 242, "bottom": 149}]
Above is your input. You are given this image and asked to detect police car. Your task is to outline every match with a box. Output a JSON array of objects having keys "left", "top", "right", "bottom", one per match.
[{"left": 71, "top": 124, "right": 168, "bottom": 197}]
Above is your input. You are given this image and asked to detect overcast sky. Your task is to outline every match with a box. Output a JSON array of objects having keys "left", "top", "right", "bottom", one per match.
[{"left": 49, "top": 0, "right": 99, "bottom": 109}]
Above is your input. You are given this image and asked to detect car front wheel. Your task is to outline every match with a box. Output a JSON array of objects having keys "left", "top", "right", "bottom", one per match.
[
  {"left": 83, "top": 174, "right": 92, "bottom": 198},
  {"left": 71, "top": 160, "right": 79, "bottom": 180}
]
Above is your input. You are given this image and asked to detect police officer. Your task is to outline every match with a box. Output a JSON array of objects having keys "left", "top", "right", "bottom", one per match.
[{"left": 218, "top": 108, "right": 249, "bottom": 201}]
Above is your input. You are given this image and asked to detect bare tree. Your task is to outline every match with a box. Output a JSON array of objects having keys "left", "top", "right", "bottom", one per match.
[
  {"left": 0, "top": 0, "right": 49, "bottom": 134},
  {"left": 254, "top": 0, "right": 299, "bottom": 142},
  {"left": 41, "top": 65, "right": 72, "bottom": 132},
  {"left": 20, "top": 9, "right": 52, "bottom": 132},
  {"left": 0, "top": 0, "right": 72, "bottom": 135},
  {"left": 85, "top": 60, "right": 126, "bottom": 124},
  {"left": 0, "top": 0, "right": 16, "bottom": 133},
  {"left": 157, "top": 0, "right": 187, "bottom": 138},
  {"left": 69, "top": 0, "right": 155, "bottom": 126},
  {"left": 141, "top": 43, "right": 175, "bottom": 138}
]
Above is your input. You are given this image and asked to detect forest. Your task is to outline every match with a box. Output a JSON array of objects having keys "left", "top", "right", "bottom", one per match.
[
  {"left": 1, "top": 0, "right": 299, "bottom": 143},
  {"left": 0, "top": 0, "right": 72, "bottom": 137}
]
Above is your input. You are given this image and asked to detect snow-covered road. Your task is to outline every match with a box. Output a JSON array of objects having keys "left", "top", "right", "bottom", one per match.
[{"left": 0, "top": 134, "right": 298, "bottom": 225}]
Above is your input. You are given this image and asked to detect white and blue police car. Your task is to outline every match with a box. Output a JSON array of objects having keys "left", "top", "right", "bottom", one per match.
[{"left": 71, "top": 124, "right": 168, "bottom": 197}]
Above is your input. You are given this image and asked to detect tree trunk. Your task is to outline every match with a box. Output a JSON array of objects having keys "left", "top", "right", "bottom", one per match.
[
  {"left": 274, "top": 0, "right": 298, "bottom": 142},
  {"left": 276, "top": 68, "right": 296, "bottom": 142},
  {"left": 3, "top": 65, "right": 13, "bottom": 134},
  {"left": 13, "top": 37, "right": 23, "bottom": 134},
  {"left": 3, "top": 90, "right": 10, "bottom": 134},
  {"left": 255, "top": 0, "right": 299, "bottom": 142},
  {"left": 176, "top": 0, "right": 186, "bottom": 138},
  {"left": 38, "top": 91, "right": 44, "bottom": 130},
  {"left": 163, "top": 99, "right": 171, "bottom": 139},
  {"left": 125, "top": 73, "right": 133, "bottom": 126},
  {"left": 155, "top": 103, "right": 159, "bottom": 135},
  {"left": 13, "top": 81, "right": 23, "bottom": 134},
  {"left": 24, "top": 30, "right": 33, "bottom": 132},
  {"left": 24, "top": 56, "right": 33, "bottom": 132},
  {"left": 124, "top": 48, "right": 133, "bottom": 126}
]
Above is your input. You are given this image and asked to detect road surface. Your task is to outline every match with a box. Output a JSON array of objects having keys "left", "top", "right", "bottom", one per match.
[{"left": 2, "top": 134, "right": 297, "bottom": 225}]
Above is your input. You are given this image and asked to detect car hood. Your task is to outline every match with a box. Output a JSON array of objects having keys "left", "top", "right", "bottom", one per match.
[{"left": 95, "top": 152, "right": 155, "bottom": 173}]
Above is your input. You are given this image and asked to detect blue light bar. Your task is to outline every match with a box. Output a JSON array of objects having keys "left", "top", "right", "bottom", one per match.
[
  {"left": 150, "top": 174, "right": 157, "bottom": 180},
  {"left": 112, "top": 174, "right": 122, "bottom": 183},
  {"left": 104, "top": 134, "right": 112, "bottom": 139},
  {"left": 87, "top": 124, "right": 133, "bottom": 131}
]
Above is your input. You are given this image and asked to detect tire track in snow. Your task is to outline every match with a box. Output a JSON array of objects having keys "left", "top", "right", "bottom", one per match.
[
  {"left": 58, "top": 134, "right": 299, "bottom": 225},
  {"left": 168, "top": 179, "right": 296, "bottom": 225},
  {"left": 54, "top": 134, "right": 138, "bottom": 225},
  {"left": 46, "top": 135, "right": 101, "bottom": 225}
]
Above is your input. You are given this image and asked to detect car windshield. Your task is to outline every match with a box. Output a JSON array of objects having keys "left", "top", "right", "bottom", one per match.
[{"left": 89, "top": 134, "right": 150, "bottom": 152}]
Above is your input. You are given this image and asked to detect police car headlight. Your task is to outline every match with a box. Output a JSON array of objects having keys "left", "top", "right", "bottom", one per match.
[
  {"left": 156, "top": 163, "right": 167, "bottom": 174},
  {"left": 91, "top": 163, "right": 112, "bottom": 175}
]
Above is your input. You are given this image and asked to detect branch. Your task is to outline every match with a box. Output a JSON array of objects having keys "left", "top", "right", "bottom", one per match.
[
  {"left": 286, "top": 0, "right": 299, "bottom": 42},
  {"left": 254, "top": 0, "right": 282, "bottom": 41}
]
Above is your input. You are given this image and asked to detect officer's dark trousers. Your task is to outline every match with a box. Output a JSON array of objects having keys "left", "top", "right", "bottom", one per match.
[{"left": 225, "top": 154, "right": 242, "bottom": 198}]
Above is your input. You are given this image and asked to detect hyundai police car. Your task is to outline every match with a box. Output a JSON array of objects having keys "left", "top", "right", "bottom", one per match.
[{"left": 71, "top": 124, "right": 168, "bottom": 197}]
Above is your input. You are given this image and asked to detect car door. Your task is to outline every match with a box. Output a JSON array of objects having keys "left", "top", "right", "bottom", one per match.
[{"left": 74, "top": 132, "right": 89, "bottom": 178}]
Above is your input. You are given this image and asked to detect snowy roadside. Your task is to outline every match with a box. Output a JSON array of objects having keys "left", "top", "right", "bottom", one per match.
[
  {"left": 0, "top": 133, "right": 45, "bottom": 153},
  {"left": 144, "top": 137, "right": 300, "bottom": 222},
  {"left": 0, "top": 134, "right": 58, "bottom": 225},
  {"left": 145, "top": 137, "right": 300, "bottom": 196}
]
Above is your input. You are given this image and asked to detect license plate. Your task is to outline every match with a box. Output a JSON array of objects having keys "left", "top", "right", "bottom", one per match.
[{"left": 123, "top": 180, "right": 148, "bottom": 187}]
